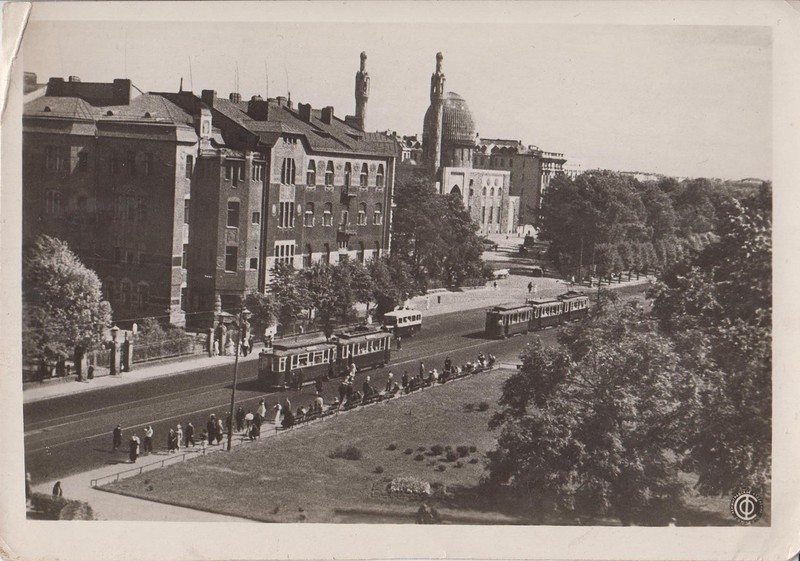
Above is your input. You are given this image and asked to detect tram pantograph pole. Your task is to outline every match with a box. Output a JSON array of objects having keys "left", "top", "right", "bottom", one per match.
[{"left": 227, "top": 308, "right": 243, "bottom": 451}]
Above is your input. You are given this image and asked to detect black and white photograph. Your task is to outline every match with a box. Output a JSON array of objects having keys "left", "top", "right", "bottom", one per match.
[{"left": 2, "top": 1, "right": 799, "bottom": 560}]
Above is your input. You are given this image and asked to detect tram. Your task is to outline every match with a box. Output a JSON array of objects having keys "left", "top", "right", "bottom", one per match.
[
  {"left": 382, "top": 309, "right": 423, "bottom": 337},
  {"left": 257, "top": 334, "right": 337, "bottom": 389},
  {"left": 485, "top": 303, "right": 534, "bottom": 339},
  {"left": 333, "top": 326, "right": 393, "bottom": 374},
  {"left": 527, "top": 297, "right": 564, "bottom": 330},
  {"left": 559, "top": 292, "right": 590, "bottom": 321}
]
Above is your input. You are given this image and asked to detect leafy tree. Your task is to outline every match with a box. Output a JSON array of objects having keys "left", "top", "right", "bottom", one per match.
[
  {"left": 368, "top": 256, "right": 405, "bottom": 320},
  {"left": 22, "top": 235, "right": 112, "bottom": 363},
  {"left": 302, "top": 261, "right": 338, "bottom": 339},
  {"left": 392, "top": 164, "right": 492, "bottom": 290},
  {"left": 269, "top": 261, "right": 309, "bottom": 334},
  {"left": 244, "top": 291, "right": 277, "bottom": 339},
  {"left": 487, "top": 304, "right": 691, "bottom": 524},
  {"left": 649, "top": 184, "right": 771, "bottom": 495}
]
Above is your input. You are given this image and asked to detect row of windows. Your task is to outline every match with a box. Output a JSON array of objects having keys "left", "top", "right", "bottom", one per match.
[
  {"left": 109, "top": 151, "right": 156, "bottom": 177},
  {"left": 282, "top": 158, "right": 386, "bottom": 188},
  {"left": 481, "top": 206, "right": 501, "bottom": 224},
  {"left": 340, "top": 336, "right": 390, "bottom": 358},
  {"left": 303, "top": 202, "right": 383, "bottom": 227},
  {"left": 103, "top": 278, "right": 149, "bottom": 309},
  {"left": 475, "top": 155, "right": 527, "bottom": 169}
]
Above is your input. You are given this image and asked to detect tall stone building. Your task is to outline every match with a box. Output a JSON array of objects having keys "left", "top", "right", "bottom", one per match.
[
  {"left": 23, "top": 53, "right": 398, "bottom": 328},
  {"left": 420, "top": 53, "right": 517, "bottom": 236}
]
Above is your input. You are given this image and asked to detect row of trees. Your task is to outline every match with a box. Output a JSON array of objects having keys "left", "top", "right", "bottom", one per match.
[
  {"left": 391, "top": 165, "right": 493, "bottom": 292},
  {"left": 245, "top": 254, "right": 415, "bottom": 339},
  {"left": 539, "top": 171, "right": 759, "bottom": 279},
  {"left": 488, "top": 183, "right": 772, "bottom": 524}
]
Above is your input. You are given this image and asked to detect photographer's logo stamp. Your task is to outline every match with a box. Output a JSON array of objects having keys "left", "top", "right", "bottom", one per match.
[{"left": 730, "top": 489, "right": 763, "bottom": 524}]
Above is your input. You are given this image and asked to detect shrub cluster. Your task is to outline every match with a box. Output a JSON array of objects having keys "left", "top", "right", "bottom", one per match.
[
  {"left": 430, "top": 444, "right": 444, "bottom": 455},
  {"left": 386, "top": 443, "right": 398, "bottom": 451},
  {"left": 477, "top": 401, "right": 490, "bottom": 412},
  {"left": 403, "top": 448, "right": 413, "bottom": 455}
]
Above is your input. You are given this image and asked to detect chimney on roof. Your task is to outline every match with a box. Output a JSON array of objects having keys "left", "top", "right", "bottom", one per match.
[
  {"left": 229, "top": 92, "right": 242, "bottom": 103},
  {"left": 276, "top": 96, "right": 287, "bottom": 107},
  {"left": 321, "top": 106, "right": 334, "bottom": 125},
  {"left": 201, "top": 89, "right": 216, "bottom": 108},
  {"left": 68, "top": 75, "right": 81, "bottom": 83},
  {"left": 298, "top": 103, "right": 312, "bottom": 123},
  {"left": 247, "top": 97, "right": 269, "bottom": 121},
  {"left": 111, "top": 79, "right": 132, "bottom": 105}
]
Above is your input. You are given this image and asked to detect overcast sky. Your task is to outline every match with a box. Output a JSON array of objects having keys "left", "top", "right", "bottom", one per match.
[{"left": 21, "top": 8, "right": 771, "bottom": 180}]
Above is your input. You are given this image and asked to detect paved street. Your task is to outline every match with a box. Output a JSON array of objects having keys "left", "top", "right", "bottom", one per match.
[{"left": 24, "top": 281, "right": 648, "bottom": 486}]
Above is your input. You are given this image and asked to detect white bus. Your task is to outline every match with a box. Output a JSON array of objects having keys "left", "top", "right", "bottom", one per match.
[{"left": 382, "top": 309, "right": 423, "bottom": 337}]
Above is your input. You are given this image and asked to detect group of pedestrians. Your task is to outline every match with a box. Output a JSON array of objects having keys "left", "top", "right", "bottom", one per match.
[{"left": 113, "top": 420, "right": 198, "bottom": 463}]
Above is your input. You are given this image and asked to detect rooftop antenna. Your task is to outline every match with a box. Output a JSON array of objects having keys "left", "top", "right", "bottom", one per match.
[
  {"left": 179, "top": 77, "right": 183, "bottom": 93},
  {"left": 188, "top": 56, "right": 194, "bottom": 91},
  {"left": 124, "top": 30, "right": 128, "bottom": 79},
  {"left": 265, "top": 60, "right": 269, "bottom": 99},
  {"left": 283, "top": 64, "right": 290, "bottom": 99}
]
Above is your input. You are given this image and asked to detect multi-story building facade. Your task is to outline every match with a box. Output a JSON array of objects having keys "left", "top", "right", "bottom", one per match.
[
  {"left": 23, "top": 77, "right": 200, "bottom": 326},
  {"left": 23, "top": 53, "right": 398, "bottom": 328},
  {"left": 474, "top": 139, "right": 568, "bottom": 226}
]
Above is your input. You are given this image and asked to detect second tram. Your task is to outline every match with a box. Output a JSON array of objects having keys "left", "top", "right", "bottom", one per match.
[
  {"left": 257, "top": 334, "right": 337, "bottom": 389},
  {"left": 333, "top": 326, "right": 393, "bottom": 374},
  {"left": 382, "top": 309, "right": 423, "bottom": 337}
]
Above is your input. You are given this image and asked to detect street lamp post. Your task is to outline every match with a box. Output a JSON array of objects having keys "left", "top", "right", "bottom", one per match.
[{"left": 226, "top": 308, "right": 244, "bottom": 451}]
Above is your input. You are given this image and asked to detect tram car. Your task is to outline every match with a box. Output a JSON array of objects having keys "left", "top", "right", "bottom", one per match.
[
  {"left": 333, "top": 326, "right": 393, "bottom": 374},
  {"left": 382, "top": 309, "right": 423, "bottom": 337},
  {"left": 485, "top": 303, "right": 534, "bottom": 339},
  {"left": 527, "top": 297, "right": 565, "bottom": 330},
  {"left": 257, "top": 334, "right": 337, "bottom": 389},
  {"left": 558, "top": 292, "right": 590, "bottom": 321}
]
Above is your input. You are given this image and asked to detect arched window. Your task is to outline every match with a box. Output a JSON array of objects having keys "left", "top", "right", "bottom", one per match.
[
  {"left": 490, "top": 187, "right": 495, "bottom": 197},
  {"left": 360, "top": 163, "right": 369, "bottom": 187},
  {"left": 323, "top": 202, "right": 333, "bottom": 226},
  {"left": 374, "top": 241, "right": 381, "bottom": 259},
  {"left": 373, "top": 203, "right": 383, "bottom": 225},
  {"left": 376, "top": 164, "right": 384, "bottom": 188},
  {"left": 104, "top": 278, "right": 115, "bottom": 302},
  {"left": 344, "top": 163, "right": 352, "bottom": 187},
  {"left": 341, "top": 210, "right": 349, "bottom": 226},
  {"left": 137, "top": 283, "right": 149, "bottom": 309},
  {"left": 281, "top": 158, "right": 296, "bottom": 184},
  {"left": 357, "top": 202, "right": 367, "bottom": 225},
  {"left": 482, "top": 186, "right": 487, "bottom": 196},
  {"left": 120, "top": 279, "right": 132, "bottom": 306},
  {"left": 450, "top": 184, "right": 462, "bottom": 198},
  {"left": 306, "top": 160, "right": 316, "bottom": 185},
  {"left": 325, "top": 161, "right": 334, "bottom": 187},
  {"left": 303, "top": 244, "right": 312, "bottom": 268},
  {"left": 498, "top": 187, "right": 503, "bottom": 197},
  {"left": 304, "top": 202, "right": 315, "bottom": 227},
  {"left": 357, "top": 242, "right": 365, "bottom": 263},
  {"left": 45, "top": 190, "right": 61, "bottom": 215}
]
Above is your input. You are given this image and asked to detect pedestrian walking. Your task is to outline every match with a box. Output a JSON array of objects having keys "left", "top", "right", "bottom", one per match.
[
  {"left": 257, "top": 399, "right": 267, "bottom": 419},
  {"left": 185, "top": 422, "right": 195, "bottom": 447},
  {"left": 129, "top": 435, "right": 140, "bottom": 463},
  {"left": 143, "top": 425, "right": 153, "bottom": 454},
  {"left": 338, "top": 381, "right": 347, "bottom": 402},
  {"left": 396, "top": 336, "right": 402, "bottom": 351},
  {"left": 419, "top": 362, "right": 425, "bottom": 379},
  {"left": 236, "top": 406, "right": 246, "bottom": 432},
  {"left": 314, "top": 395, "right": 324, "bottom": 414},
  {"left": 112, "top": 424, "right": 122, "bottom": 451},
  {"left": 273, "top": 404, "right": 283, "bottom": 426},
  {"left": 176, "top": 424, "right": 183, "bottom": 450},
  {"left": 401, "top": 370, "right": 409, "bottom": 389},
  {"left": 386, "top": 373, "right": 394, "bottom": 393},
  {"left": 527, "top": 281, "right": 533, "bottom": 293},
  {"left": 52, "top": 481, "right": 63, "bottom": 497},
  {"left": 206, "top": 415, "right": 216, "bottom": 445},
  {"left": 296, "top": 370, "right": 304, "bottom": 391},
  {"left": 216, "top": 418, "right": 225, "bottom": 444},
  {"left": 315, "top": 378, "right": 324, "bottom": 395},
  {"left": 167, "top": 429, "right": 177, "bottom": 453}
]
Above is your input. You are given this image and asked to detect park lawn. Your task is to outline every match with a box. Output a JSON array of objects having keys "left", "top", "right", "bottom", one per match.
[
  {"left": 104, "top": 370, "right": 514, "bottom": 523},
  {"left": 104, "top": 367, "right": 762, "bottom": 525}
]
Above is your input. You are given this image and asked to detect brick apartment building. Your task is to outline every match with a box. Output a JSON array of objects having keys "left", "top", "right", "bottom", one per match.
[{"left": 22, "top": 53, "right": 398, "bottom": 328}]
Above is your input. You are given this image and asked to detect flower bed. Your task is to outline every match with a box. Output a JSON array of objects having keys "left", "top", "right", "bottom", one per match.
[{"left": 387, "top": 476, "right": 431, "bottom": 496}]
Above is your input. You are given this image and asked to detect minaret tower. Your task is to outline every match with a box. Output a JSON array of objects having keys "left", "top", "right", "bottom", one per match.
[
  {"left": 354, "top": 51, "right": 370, "bottom": 131},
  {"left": 428, "top": 52, "right": 446, "bottom": 174}
]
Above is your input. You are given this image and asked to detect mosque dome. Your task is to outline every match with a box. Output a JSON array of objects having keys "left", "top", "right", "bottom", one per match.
[{"left": 424, "top": 91, "right": 476, "bottom": 147}]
